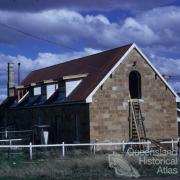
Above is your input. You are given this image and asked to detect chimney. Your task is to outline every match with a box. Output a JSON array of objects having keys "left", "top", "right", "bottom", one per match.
[
  {"left": 18, "top": 62, "right": 21, "bottom": 85},
  {"left": 7, "top": 63, "right": 15, "bottom": 97}
]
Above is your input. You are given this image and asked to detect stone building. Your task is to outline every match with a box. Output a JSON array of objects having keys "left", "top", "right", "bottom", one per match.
[{"left": 0, "top": 43, "right": 179, "bottom": 144}]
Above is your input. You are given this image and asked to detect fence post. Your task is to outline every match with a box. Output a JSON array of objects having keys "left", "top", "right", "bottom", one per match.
[
  {"left": 171, "top": 139, "right": 174, "bottom": 150},
  {"left": 5, "top": 130, "right": 7, "bottom": 139},
  {"left": 147, "top": 141, "right": 150, "bottom": 151},
  {"left": 122, "top": 141, "right": 125, "bottom": 152},
  {"left": 93, "top": 142, "right": 96, "bottom": 155},
  {"left": 62, "top": 142, "right": 65, "bottom": 157},
  {"left": 8, "top": 139, "right": 11, "bottom": 159},
  {"left": 29, "top": 142, "right": 32, "bottom": 160}
]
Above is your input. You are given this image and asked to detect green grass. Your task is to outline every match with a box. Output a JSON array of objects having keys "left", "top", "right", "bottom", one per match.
[
  {"left": 0, "top": 154, "right": 116, "bottom": 180},
  {"left": 0, "top": 151, "right": 179, "bottom": 180}
]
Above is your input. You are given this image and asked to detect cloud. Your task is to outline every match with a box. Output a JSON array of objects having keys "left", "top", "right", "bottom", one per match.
[
  {"left": 119, "top": 17, "right": 159, "bottom": 44},
  {"left": 0, "top": 0, "right": 176, "bottom": 12},
  {"left": 0, "top": 8, "right": 160, "bottom": 48},
  {"left": 0, "top": 9, "right": 113, "bottom": 46},
  {"left": 0, "top": 2, "right": 179, "bottom": 53},
  {"left": 136, "top": 6, "right": 180, "bottom": 51},
  {"left": 150, "top": 53, "right": 180, "bottom": 92},
  {"left": 150, "top": 54, "right": 180, "bottom": 75},
  {"left": 0, "top": 48, "right": 101, "bottom": 102},
  {"left": 0, "top": 6, "right": 180, "bottom": 51}
]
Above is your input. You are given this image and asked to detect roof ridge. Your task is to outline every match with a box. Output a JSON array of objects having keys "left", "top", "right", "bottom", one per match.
[{"left": 31, "top": 43, "right": 133, "bottom": 73}]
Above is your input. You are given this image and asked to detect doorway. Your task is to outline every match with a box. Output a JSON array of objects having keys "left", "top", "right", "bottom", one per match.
[
  {"left": 52, "top": 115, "right": 64, "bottom": 143},
  {"left": 129, "top": 71, "right": 142, "bottom": 99}
]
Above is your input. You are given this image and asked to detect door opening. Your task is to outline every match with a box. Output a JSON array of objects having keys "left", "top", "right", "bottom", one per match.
[{"left": 129, "top": 71, "right": 142, "bottom": 99}]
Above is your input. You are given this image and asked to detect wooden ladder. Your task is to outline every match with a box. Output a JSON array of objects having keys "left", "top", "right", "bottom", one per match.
[{"left": 129, "top": 98, "right": 146, "bottom": 144}]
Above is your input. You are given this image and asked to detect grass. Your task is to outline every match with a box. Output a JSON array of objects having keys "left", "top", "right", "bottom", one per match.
[
  {"left": 0, "top": 153, "right": 115, "bottom": 180},
  {"left": 0, "top": 150, "right": 180, "bottom": 179}
]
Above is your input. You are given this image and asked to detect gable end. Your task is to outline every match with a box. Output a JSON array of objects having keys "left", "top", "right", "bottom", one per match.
[{"left": 86, "top": 43, "right": 180, "bottom": 103}]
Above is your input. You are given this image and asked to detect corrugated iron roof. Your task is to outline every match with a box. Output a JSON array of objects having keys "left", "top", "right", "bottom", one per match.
[
  {"left": 20, "top": 44, "right": 132, "bottom": 103},
  {"left": 1, "top": 44, "right": 132, "bottom": 107}
]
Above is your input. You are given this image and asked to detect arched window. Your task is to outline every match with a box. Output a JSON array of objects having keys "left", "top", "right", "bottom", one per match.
[{"left": 129, "top": 71, "right": 142, "bottom": 99}]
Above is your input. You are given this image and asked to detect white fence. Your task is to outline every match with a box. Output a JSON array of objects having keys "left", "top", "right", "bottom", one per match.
[
  {"left": 160, "top": 139, "right": 179, "bottom": 150},
  {"left": 0, "top": 130, "right": 32, "bottom": 139},
  {"left": 0, "top": 141, "right": 152, "bottom": 160},
  {"left": 0, "top": 139, "right": 23, "bottom": 146},
  {"left": 0, "top": 139, "right": 179, "bottom": 160}
]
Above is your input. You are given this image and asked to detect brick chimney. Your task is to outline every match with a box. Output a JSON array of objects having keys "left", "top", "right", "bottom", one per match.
[
  {"left": 7, "top": 63, "right": 15, "bottom": 97},
  {"left": 18, "top": 62, "right": 21, "bottom": 85}
]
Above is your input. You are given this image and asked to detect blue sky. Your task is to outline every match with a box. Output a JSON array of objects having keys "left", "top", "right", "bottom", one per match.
[{"left": 0, "top": 0, "right": 180, "bottom": 101}]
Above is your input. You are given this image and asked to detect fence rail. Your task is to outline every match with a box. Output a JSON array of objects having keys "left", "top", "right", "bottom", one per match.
[
  {"left": 0, "top": 139, "right": 23, "bottom": 143},
  {"left": 0, "top": 140, "right": 179, "bottom": 160},
  {"left": 0, "top": 141, "right": 150, "bottom": 160},
  {"left": 0, "top": 130, "right": 32, "bottom": 141},
  {"left": 160, "top": 139, "right": 179, "bottom": 150},
  {"left": 0, "top": 130, "right": 32, "bottom": 134}
]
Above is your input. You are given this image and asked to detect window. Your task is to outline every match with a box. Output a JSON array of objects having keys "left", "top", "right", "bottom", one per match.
[
  {"left": 129, "top": 71, "right": 142, "bottom": 99},
  {"left": 65, "top": 80, "right": 82, "bottom": 97},
  {"left": 18, "top": 89, "right": 24, "bottom": 100},
  {"left": 34, "top": 87, "right": 41, "bottom": 96},
  {"left": 46, "top": 84, "right": 58, "bottom": 99},
  {"left": 155, "top": 74, "right": 158, "bottom": 80}
]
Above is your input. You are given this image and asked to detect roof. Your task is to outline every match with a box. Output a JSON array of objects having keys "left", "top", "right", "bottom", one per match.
[
  {"left": 2, "top": 42, "right": 179, "bottom": 108},
  {"left": 1, "top": 96, "right": 17, "bottom": 108},
  {"left": 21, "top": 43, "right": 132, "bottom": 103}
]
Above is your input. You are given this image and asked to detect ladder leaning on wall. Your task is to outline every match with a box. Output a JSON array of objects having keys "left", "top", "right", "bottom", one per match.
[{"left": 129, "top": 97, "right": 146, "bottom": 143}]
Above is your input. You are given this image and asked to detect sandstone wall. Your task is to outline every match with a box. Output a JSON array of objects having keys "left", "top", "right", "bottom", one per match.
[{"left": 89, "top": 48, "right": 178, "bottom": 142}]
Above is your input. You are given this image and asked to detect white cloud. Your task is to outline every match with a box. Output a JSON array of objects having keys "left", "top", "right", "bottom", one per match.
[
  {"left": 150, "top": 54, "right": 180, "bottom": 75},
  {"left": 137, "top": 6, "right": 180, "bottom": 48},
  {"left": 120, "top": 17, "right": 159, "bottom": 44},
  {"left": 0, "top": 8, "right": 163, "bottom": 48},
  {"left": 0, "top": 6, "right": 179, "bottom": 50},
  {"left": 0, "top": 9, "right": 118, "bottom": 47},
  {"left": 150, "top": 53, "right": 180, "bottom": 92}
]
